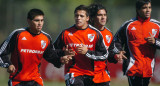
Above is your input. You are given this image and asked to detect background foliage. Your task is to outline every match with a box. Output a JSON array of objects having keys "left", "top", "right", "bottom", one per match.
[
  {"left": 0, "top": 0, "right": 160, "bottom": 42},
  {"left": 0, "top": 0, "right": 160, "bottom": 86}
]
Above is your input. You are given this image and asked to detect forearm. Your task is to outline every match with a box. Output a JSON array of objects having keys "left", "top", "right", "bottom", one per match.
[
  {"left": 85, "top": 50, "right": 108, "bottom": 60},
  {"left": 0, "top": 56, "right": 11, "bottom": 68}
]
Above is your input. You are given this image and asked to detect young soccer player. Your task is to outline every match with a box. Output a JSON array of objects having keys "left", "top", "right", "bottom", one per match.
[{"left": 0, "top": 8, "right": 73, "bottom": 86}]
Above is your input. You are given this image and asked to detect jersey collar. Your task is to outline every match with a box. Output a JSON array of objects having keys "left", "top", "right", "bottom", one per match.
[
  {"left": 137, "top": 16, "right": 150, "bottom": 22},
  {"left": 74, "top": 24, "right": 89, "bottom": 30},
  {"left": 26, "top": 27, "right": 42, "bottom": 35}
]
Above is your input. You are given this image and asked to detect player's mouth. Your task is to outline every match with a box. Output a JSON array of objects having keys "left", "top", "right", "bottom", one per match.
[
  {"left": 37, "top": 26, "right": 42, "bottom": 29},
  {"left": 76, "top": 21, "right": 81, "bottom": 24}
]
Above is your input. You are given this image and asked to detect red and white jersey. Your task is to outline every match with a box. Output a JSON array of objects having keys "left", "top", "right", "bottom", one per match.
[
  {"left": 109, "top": 16, "right": 160, "bottom": 77},
  {"left": 0, "top": 27, "right": 64, "bottom": 86},
  {"left": 100, "top": 27, "right": 113, "bottom": 49},
  {"left": 54, "top": 24, "right": 108, "bottom": 79},
  {"left": 93, "top": 27, "right": 113, "bottom": 83}
]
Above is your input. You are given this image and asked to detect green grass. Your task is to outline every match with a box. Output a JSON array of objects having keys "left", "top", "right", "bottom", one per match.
[
  {"left": 110, "top": 78, "right": 160, "bottom": 86},
  {"left": 43, "top": 78, "right": 160, "bottom": 86},
  {"left": 43, "top": 81, "right": 65, "bottom": 86},
  {"left": 0, "top": 68, "right": 160, "bottom": 86}
]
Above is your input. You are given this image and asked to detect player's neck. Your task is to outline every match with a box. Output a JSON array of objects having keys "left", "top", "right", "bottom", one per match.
[
  {"left": 95, "top": 25, "right": 105, "bottom": 31},
  {"left": 29, "top": 27, "right": 41, "bottom": 35},
  {"left": 76, "top": 24, "right": 88, "bottom": 30}
]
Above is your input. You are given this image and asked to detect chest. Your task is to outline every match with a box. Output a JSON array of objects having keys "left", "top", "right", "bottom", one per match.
[
  {"left": 100, "top": 30, "right": 113, "bottom": 47},
  {"left": 63, "top": 29, "right": 98, "bottom": 49},
  {"left": 127, "top": 22, "right": 159, "bottom": 41},
  {"left": 17, "top": 32, "right": 49, "bottom": 53}
]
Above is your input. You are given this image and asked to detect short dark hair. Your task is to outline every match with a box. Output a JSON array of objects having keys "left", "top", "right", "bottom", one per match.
[
  {"left": 27, "top": 8, "right": 44, "bottom": 20},
  {"left": 88, "top": 3, "right": 107, "bottom": 25},
  {"left": 136, "top": 0, "right": 151, "bottom": 10},
  {"left": 88, "top": 3, "right": 107, "bottom": 18},
  {"left": 74, "top": 5, "right": 89, "bottom": 17}
]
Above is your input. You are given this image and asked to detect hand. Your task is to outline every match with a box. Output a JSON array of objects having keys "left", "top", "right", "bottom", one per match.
[
  {"left": 145, "top": 32, "right": 155, "bottom": 44},
  {"left": 76, "top": 44, "right": 88, "bottom": 55},
  {"left": 64, "top": 45, "right": 75, "bottom": 56},
  {"left": 7, "top": 65, "right": 16, "bottom": 73},
  {"left": 114, "top": 51, "right": 127, "bottom": 63},
  {"left": 60, "top": 55, "right": 72, "bottom": 64}
]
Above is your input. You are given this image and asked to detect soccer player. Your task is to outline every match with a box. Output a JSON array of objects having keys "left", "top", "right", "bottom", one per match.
[
  {"left": 109, "top": 0, "right": 160, "bottom": 86},
  {"left": 88, "top": 3, "right": 113, "bottom": 86},
  {"left": 54, "top": 5, "right": 108, "bottom": 86},
  {"left": 88, "top": 3, "right": 126, "bottom": 86},
  {"left": 0, "top": 8, "right": 73, "bottom": 86}
]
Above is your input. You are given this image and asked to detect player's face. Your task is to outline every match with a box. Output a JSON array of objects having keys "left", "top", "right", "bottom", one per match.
[
  {"left": 74, "top": 10, "right": 89, "bottom": 29},
  {"left": 94, "top": 9, "right": 107, "bottom": 29},
  {"left": 138, "top": 2, "right": 152, "bottom": 19},
  {"left": 28, "top": 15, "right": 44, "bottom": 34}
]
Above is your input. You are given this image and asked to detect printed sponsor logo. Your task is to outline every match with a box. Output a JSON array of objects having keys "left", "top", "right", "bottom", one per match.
[
  {"left": 20, "top": 49, "right": 44, "bottom": 54},
  {"left": 131, "top": 27, "right": 136, "bottom": 30},
  {"left": 68, "top": 32, "right": 73, "bottom": 36},
  {"left": 22, "top": 37, "right": 27, "bottom": 40},
  {"left": 68, "top": 43, "right": 93, "bottom": 48}
]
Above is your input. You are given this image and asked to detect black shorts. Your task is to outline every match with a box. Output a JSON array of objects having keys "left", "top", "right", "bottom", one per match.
[
  {"left": 8, "top": 80, "right": 41, "bottom": 86},
  {"left": 65, "top": 75, "right": 110, "bottom": 86},
  {"left": 128, "top": 76, "right": 151, "bottom": 86}
]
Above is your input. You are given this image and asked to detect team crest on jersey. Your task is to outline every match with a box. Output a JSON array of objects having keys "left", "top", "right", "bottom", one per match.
[
  {"left": 105, "top": 35, "right": 111, "bottom": 43},
  {"left": 88, "top": 34, "right": 95, "bottom": 42},
  {"left": 152, "top": 29, "right": 157, "bottom": 37},
  {"left": 41, "top": 40, "right": 46, "bottom": 49}
]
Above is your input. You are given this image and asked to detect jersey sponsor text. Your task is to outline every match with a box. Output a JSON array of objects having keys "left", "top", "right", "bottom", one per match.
[{"left": 20, "top": 49, "right": 44, "bottom": 54}]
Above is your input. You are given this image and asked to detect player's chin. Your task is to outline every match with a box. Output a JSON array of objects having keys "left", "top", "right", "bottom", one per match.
[
  {"left": 36, "top": 28, "right": 42, "bottom": 33},
  {"left": 101, "top": 23, "right": 106, "bottom": 26},
  {"left": 76, "top": 24, "right": 83, "bottom": 28},
  {"left": 145, "top": 14, "right": 151, "bottom": 18}
]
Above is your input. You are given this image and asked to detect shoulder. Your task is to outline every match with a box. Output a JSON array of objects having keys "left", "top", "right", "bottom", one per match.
[
  {"left": 2, "top": 27, "right": 26, "bottom": 43},
  {"left": 150, "top": 19, "right": 160, "bottom": 25},
  {"left": 117, "top": 18, "right": 137, "bottom": 32},
  {"left": 61, "top": 25, "right": 75, "bottom": 34},
  {"left": 88, "top": 24, "right": 101, "bottom": 33},
  {"left": 104, "top": 26, "right": 113, "bottom": 34},
  {"left": 88, "top": 24, "right": 103, "bottom": 38},
  {"left": 121, "top": 18, "right": 136, "bottom": 27},
  {"left": 11, "top": 27, "right": 26, "bottom": 34},
  {"left": 41, "top": 30, "right": 52, "bottom": 40},
  {"left": 9, "top": 27, "right": 26, "bottom": 37}
]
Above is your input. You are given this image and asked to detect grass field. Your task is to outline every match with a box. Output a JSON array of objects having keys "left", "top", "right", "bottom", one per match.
[
  {"left": 43, "top": 78, "right": 160, "bottom": 86},
  {"left": 42, "top": 78, "right": 160, "bottom": 86},
  {"left": 1, "top": 68, "right": 160, "bottom": 86}
]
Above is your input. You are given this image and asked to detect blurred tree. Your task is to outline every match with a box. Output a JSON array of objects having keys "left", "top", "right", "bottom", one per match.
[
  {"left": 0, "top": 0, "right": 159, "bottom": 43},
  {"left": 151, "top": 0, "right": 160, "bottom": 6},
  {"left": 93, "top": 0, "right": 160, "bottom": 7},
  {"left": 21, "top": 0, "right": 93, "bottom": 39}
]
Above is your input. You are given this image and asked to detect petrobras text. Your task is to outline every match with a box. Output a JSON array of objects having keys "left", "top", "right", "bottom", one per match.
[
  {"left": 68, "top": 43, "right": 93, "bottom": 48},
  {"left": 20, "top": 49, "right": 44, "bottom": 54}
]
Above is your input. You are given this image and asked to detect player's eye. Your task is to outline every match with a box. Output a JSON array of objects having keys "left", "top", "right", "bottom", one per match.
[{"left": 34, "top": 19, "right": 40, "bottom": 22}]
